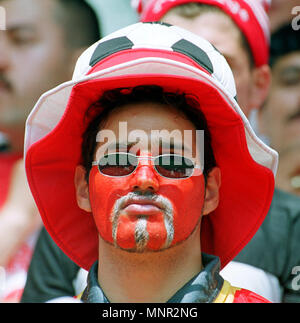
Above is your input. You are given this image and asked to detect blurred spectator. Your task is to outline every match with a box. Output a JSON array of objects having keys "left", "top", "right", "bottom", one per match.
[
  {"left": 135, "top": 0, "right": 300, "bottom": 302},
  {"left": 0, "top": 0, "right": 100, "bottom": 302},
  {"left": 160, "top": 2, "right": 271, "bottom": 118},
  {"left": 258, "top": 24, "right": 300, "bottom": 197},
  {"left": 268, "top": 0, "right": 299, "bottom": 32}
]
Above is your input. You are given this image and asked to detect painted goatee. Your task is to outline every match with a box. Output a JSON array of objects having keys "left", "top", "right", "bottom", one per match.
[
  {"left": 112, "top": 192, "right": 174, "bottom": 252},
  {"left": 135, "top": 217, "right": 149, "bottom": 252}
]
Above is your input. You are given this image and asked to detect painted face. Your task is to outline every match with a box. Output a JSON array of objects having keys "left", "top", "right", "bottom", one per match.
[{"left": 88, "top": 102, "right": 206, "bottom": 252}]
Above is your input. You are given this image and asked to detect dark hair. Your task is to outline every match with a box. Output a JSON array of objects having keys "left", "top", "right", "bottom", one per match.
[
  {"left": 81, "top": 85, "right": 217, "bottom": 182},
  {"left": 55, "top": 0, "right": 101, "bottom": 48},
  {"left": 164, "top": 3, "right": 255, "bottom": 68},
  {"left": 269, "top": 23, "right": 300, "bottom": 67}
]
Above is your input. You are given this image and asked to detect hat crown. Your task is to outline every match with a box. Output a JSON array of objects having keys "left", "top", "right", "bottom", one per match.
[{"left": 72, "top": 22, "right": 237, "bottom": 100}]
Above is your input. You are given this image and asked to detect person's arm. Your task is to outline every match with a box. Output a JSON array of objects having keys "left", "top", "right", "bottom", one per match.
[
  {"left": 21, "top": 227, "right": 81, "bottom": 303},
  {"left": 0, "top": 159, "right": 41, "bottom": 266}
]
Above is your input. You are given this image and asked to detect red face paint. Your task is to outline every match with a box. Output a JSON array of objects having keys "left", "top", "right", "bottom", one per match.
[
  {"left": 88, "top": 101, "right": 206, "bottom": 252},
  {"left": 88, "top": 161, "right": 206, "bottom": 252}
]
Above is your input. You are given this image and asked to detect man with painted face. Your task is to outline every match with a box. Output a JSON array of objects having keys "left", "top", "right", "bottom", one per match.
[
  {"left": 133, "top": 0, "right": 300, "bottom": 303},
  {"left": 24, "top": 22, "right": 278, "bottom": 303}
]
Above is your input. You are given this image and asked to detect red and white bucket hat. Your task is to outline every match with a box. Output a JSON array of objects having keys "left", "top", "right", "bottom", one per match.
[
  {"left": 132, "top": 0, "right": 271, "bottom": 67},
  {"left": 24, "top": 22, "right": 277, "bottom": 270}
]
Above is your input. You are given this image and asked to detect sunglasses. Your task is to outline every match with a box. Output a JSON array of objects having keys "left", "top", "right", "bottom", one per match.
[{"left": 92, "top": 152, "right": 201, "bottom": 179}]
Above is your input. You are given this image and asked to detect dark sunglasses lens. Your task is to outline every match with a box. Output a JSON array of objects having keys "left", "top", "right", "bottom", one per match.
[
  {"left": 98, "top": 153, "right": 137, "bottom": 176},
  {"left": 155, "top": 155, "right": 194, "bottom": 178}
]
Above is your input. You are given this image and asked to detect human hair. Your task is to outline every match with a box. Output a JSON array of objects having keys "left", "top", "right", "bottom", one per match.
[
  {"left": 54, "top": 0, "right": 101, "bottom": 48},
  {"left": 164, "top": 3, "right": 255, "bottom": 68},
  {"left": 81, "top": 85, "right": 217, "bottom": 183},
  {"left": 269, "top": 23, "right": 300, "bottom": 67}
]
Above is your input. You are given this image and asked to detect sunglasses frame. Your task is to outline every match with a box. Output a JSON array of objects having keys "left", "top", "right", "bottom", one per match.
[{"left": 92, "top": 152, "right": 202, "bottom": 180}]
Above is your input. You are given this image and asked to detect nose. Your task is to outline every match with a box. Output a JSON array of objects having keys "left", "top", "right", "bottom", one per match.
[{"left": 131, "top": 164, "right": 160, "bottom": 193}]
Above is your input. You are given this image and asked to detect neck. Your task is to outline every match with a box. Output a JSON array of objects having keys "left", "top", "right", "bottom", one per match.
[{"left": 97, "top": 226, "right": 202, "bottom": 303}]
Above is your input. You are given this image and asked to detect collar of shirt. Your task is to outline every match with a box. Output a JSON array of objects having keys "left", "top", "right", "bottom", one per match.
[{"left": 81, "top": 253, "right": 224, "bottom": 303}]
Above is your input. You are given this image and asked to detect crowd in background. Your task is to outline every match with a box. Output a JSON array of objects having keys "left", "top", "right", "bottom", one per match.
[{"left": 0, "top": 0, "right": 299, "bottom": 303}]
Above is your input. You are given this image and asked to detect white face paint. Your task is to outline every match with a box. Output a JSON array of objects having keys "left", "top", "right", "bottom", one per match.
[
  {"left": 111, "top": 192, "right": 174, "bottom": 252},
  {"left": 88, "top": 102, "right": 206, "bottom": 253}
]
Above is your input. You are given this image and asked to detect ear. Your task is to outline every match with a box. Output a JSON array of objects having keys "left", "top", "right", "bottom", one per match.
[
  {"left": 202, "top": 167, "right": 221, "bottom": 216},
  {"left": 74, "top": 165, "right": 92, "bottom": 212},
  {"left": 249, "top": 64, "right": 271, "bottom": 111}
]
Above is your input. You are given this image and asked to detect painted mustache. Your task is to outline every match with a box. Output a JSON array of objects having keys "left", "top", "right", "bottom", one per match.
[{"left": 112, "top": 192, "right": 174, "bottom": 251}]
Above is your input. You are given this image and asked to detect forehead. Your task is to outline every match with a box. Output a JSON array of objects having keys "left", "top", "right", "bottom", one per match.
[
  {"left": 163, "top": 11, "right": 243, "bottom": 54},
  {"left": 3, "top": 0, "right": 56, "bottom": 27},
  {"left": 95, "top": 102, "right": 199, "bottom": 156},
  {"left": 101, "top": 101, "right": 196, "bottom": 133}
]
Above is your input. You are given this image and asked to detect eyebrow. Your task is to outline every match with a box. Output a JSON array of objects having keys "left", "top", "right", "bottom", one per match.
[
  {"left": 6, "top": 24, "right": 39, "bottom": 40},
  {"left": 106, "top": 141, "right": 139, "bottom": 151},
  {"left": 6, "top": 24, "right": 36, "bottom": 32},
  {"left": 279, "top": 66, "right": 300, "bottom": 76},
  {"left": 106, "top": 140, "right": 191, "bottom": 153},
  {"left": 159, "top": 140, "right": 191, "bottom": 153}
]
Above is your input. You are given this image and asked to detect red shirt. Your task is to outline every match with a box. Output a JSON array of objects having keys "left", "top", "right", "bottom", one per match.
[{"left": 0, "top": 153, "right": 22, "bottom": 209}]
